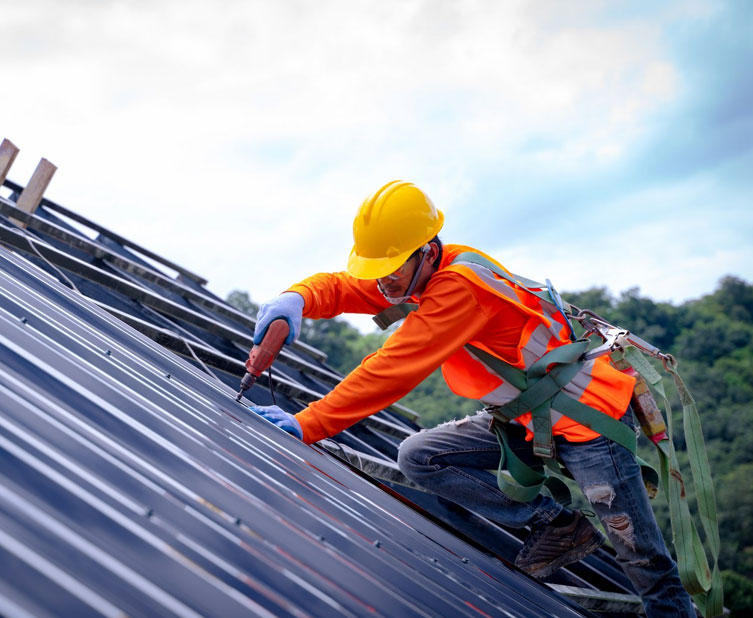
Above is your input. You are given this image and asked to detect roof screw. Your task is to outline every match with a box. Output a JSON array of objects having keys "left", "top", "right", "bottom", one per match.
[
  {"left": 235, "top": 517, "right": 242, "bottom": 526},
  {"left": 319, "top": 535, "right": 326, "bottom": 542},
  {"left": 105, "top": 349, "right": 111, "bottom": 356},
  {"left": 432, "top": 558, "right": 438, "bottom": 563},
  {"left": 462, "top": 557, "right": 469, "bottom": 563},
  {"left": 20, "top": 317, "right": 28, "bottom": 324},
  {"left": 373, "top": 540, "right": 381, "bottom": 548},
  {"left": 166, "top": 373, "right": 171, "bottom": 379},
  {"left": 145, "top": 508, "right": 154, "bottom": 518}
]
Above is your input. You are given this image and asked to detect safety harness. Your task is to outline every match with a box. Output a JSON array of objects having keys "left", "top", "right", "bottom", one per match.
[{"left": 373, "top": 252, "right": 722, "bottom": 617}]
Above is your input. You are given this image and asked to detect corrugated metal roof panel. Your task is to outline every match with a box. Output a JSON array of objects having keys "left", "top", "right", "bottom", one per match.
[{"left": 0, "top": 243, "right": 598, "bottom": 617}]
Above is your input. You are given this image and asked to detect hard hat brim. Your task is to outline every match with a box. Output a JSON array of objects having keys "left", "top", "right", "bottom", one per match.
[{"left": 347, "top": 246, "right": 415, "bottom": 280}]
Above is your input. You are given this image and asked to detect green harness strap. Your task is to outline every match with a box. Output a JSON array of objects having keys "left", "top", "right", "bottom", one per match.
[
  {"left": 616, "top": 347, "right": 722, "bottom": 617},
  {"left": 465, "top": 341, "right": 660, "bottom": 504},
  {"left": 463, "top": 344, "right": 527, "bottom": 391},
  {"left": 480, "top": 340, "right": 637, "bottom": 455},
  {"left": 372, "top": 303, "right": 420, "bottom": 332},
  {"left": 467, "top": 340, "right": 658, "bottom": 483}
]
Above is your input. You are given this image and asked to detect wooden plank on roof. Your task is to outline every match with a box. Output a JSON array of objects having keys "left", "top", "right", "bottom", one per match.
[
  {"left": 0, "top": 139, "right": 19, "bottom": 187},
  {"left": 11, "top": 158, "right": 57, "bottom": 228}
]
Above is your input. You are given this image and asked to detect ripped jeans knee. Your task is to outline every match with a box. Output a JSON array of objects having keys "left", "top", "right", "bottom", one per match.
[
  {"left": 583, "top": 483, "right": 639, "bottom": 550},
  {"left": 602, "top": 512, "right": 637, "bottom": 551},
  {"left": 584, "top": 482, "right": 616, "bottom": 508}
]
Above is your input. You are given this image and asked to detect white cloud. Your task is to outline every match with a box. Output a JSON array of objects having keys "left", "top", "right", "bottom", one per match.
[
  {"left": 1, "top": 0, "right": 748, "bottom": 333},
  {"left": 492, "top": 174, "right": 753, "bottom": 305}
]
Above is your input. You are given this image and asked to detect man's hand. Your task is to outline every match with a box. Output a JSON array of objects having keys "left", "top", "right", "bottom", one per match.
[
  {"left": 249, "top": 405, "right": 303, "bottom": 440},
  {"left": 254, "top": 292, "right": 304, "bottom": 346}
]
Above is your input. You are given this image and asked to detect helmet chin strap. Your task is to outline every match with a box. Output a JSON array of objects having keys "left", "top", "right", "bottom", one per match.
[{"left": 378, "top": 245, "right": 430, "bottom": 305}]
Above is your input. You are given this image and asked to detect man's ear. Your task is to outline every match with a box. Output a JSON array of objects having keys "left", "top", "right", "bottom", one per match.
[{"left": 428, "top": 241, "right": 440, "bottom": 263}]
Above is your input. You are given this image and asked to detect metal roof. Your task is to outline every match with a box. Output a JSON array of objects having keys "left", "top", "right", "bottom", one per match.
[{"left": 0, "top": 175, "right": 645, "bottom": 617}]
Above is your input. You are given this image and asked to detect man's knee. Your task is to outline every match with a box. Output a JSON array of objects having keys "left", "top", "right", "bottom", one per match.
[{"left": 397, "top": 431, "right": 431, "bottom": 480}]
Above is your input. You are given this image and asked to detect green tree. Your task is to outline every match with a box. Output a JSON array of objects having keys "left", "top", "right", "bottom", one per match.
[
  {"left": 717, "top": 464, "right": 753, "bottom": 577},
  {"left": 299, "top": 316, "right": 372, "bottom": 374},
  {"left": 723, "top": 570, "right": 753, "bottom": 618},
  {"left": 561, "top": 286, "right": 615, "bottom": 320},
  {"left": 226, "top": 290, "right": 259, "bottom": 317}
]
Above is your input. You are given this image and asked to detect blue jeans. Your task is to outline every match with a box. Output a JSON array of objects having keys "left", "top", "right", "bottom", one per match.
[{"left": 397, "top": 410, "right": 695, "bottom": 618}]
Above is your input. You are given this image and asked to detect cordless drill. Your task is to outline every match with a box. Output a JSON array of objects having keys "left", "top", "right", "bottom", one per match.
[{"left": 235, "top": 319, "right": 290, "bottom": 402}]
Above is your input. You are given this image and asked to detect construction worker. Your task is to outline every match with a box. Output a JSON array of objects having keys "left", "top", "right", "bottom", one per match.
[{"left": 250, "top": 181, "right": 695, "bottom": 617}]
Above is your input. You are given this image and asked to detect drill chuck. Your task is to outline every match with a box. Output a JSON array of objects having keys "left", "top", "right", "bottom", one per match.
[
  {"left": 234, "top": 319, "right": 290, "bottom": 403},
  {"left": 235, "top": 372, "right": 257, "bottom": 402}
]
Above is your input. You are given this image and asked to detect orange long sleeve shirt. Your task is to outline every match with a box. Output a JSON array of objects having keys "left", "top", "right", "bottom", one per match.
[{"left": 288, "top": 244, "right": 561, "bottom": 444}]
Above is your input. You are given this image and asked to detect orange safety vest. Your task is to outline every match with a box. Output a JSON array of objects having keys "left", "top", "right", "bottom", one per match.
[{"left": 439, "top": 249, "right": 635, "bottom": 443}]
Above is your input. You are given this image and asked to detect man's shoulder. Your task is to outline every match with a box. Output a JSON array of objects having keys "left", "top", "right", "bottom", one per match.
[
  {"left": 430, "top": 245, "right": 498, "bottom": 297},
  {"left": 441, "top": 244, "right": 507, "bottom": 272}
]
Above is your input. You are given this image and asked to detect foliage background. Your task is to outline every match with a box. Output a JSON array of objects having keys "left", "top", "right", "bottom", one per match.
[{"left": 228, "top": 276, "right": 753, "bottom": 616}]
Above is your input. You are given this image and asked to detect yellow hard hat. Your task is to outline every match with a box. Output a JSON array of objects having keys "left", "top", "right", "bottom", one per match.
[{"left": 347, "top": 180, "right": 444, "bottom": 279}]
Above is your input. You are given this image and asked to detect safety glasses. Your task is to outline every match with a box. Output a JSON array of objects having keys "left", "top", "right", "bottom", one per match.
[{"left": 379, "top": 256, "right": 419, "bottom": 281}]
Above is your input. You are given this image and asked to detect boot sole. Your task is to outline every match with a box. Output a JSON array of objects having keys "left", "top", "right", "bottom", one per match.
[{"left": 524, "top": 528, "right": 606, "bottom": 579}]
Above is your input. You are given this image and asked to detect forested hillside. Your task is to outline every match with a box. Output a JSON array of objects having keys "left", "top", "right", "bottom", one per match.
[{"left": 228, "top": 276, "right": 753, "bottom": 615}]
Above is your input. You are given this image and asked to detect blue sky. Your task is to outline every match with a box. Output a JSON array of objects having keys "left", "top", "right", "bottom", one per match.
[{"left": 1, "top": 1, "right": 751, "bottom": 331}]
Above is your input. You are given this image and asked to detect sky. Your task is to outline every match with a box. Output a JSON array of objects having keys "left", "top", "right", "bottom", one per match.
[{"left": 1, "top": 0, "right": 751, "bottom": 332}]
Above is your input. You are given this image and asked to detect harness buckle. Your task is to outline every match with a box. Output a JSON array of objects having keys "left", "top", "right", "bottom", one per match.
[
  {"left": 533, "top": 441, "right": 556, "bottom": 459},
  {"left": 578, "top": 309, "right": 669, "bottom": 363},
  {"left": 582, "top": 326, "right": 630, "bottom": 360},
  {"left": 483, "top": 404, "right": 515, "bottom": 424}
]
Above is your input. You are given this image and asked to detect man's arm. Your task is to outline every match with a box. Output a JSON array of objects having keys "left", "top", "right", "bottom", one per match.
[
  {"left": 252, "top": 271, "right": 388, "bottom": 346},
  {"left": 295, "top": 274, "right": 491, "bottom": 443},
  {"left": 288, "top": 271, "right": 390, "bottom": 319}
]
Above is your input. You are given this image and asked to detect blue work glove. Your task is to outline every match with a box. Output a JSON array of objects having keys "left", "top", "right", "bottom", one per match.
[
  {"left": 253, "top": 292, "right": 304, "bottom": 346},
  {"left": 250, "top": 405, "right": 303, "bottom": 440}
]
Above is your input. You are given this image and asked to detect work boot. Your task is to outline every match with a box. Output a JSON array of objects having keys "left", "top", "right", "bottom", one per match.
[{"left": 514, "top": 510, "right": 606, "bottom": 578}]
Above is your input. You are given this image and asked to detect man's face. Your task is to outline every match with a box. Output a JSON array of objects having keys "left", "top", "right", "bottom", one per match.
[{"left": 377, "top": 253, "right": 420, "bottom": 299}]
